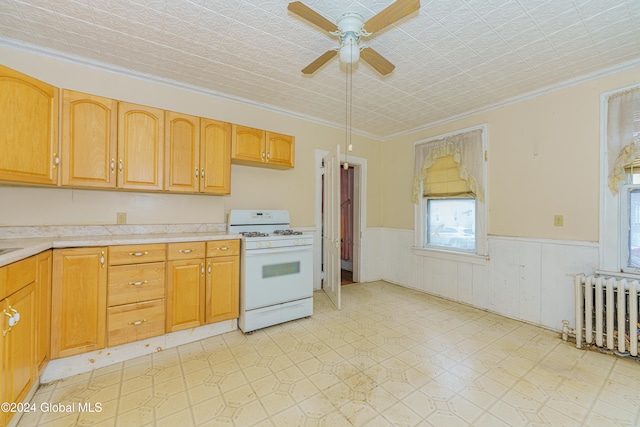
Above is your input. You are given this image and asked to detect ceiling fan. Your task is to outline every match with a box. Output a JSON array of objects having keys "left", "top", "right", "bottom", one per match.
[{"left": 288, "top": 0, "right": 421, "bottom": 76}]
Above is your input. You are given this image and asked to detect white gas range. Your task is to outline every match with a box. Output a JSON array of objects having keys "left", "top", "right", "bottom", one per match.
[{"left": 228, "top": 210, "right": 314, "bottom": 333}]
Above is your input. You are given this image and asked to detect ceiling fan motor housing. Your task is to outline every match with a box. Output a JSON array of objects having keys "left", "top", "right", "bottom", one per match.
[{"left": 337, "top": 12, "right": 365, "bottom": 35}]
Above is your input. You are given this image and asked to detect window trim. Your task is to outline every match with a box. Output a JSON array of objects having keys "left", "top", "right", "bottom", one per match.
[
  {"left": 413, "top": 124, "right": 488, "bottom": 258},
  {"left": 600, "top": 84, "right": 640, "bottom": 276}
]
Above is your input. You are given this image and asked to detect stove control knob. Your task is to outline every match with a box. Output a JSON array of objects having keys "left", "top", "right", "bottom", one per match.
[
  {"left": 266, "top": 242, "right": 271, "bottom": 248},
  {"left": 294, "top": 240, "right": 299, "bottom": 245},
  {"left": 257, "top": 242, "right": 262, "bottom": 248},
  {"left": 302, "top": 239, "right": 307, "bottom": 245}
]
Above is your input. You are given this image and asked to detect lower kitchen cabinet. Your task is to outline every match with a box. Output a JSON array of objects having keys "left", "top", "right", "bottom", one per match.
[
  {"left": 107, "top": 244, "right": 166, "bottom": 346},
  {"left": 0, "top": 256, "right": 38, "bottom": 427},
  {"left": 165, "top": 241, "right": 207, "bottom": 333},
  {"left": 166, "top": 259, "right": 205, "bottom": 332},
  {"left": 51, "top": 247, "right": 107, "bottom": 359},
  {"left": 205, "top": 240, "right": 240, "bottom": 324},
  {"left": 107, "top": 299, "right": 165, "bottom": 346},
  {"left": 36, "top": 250, "right": 52, "bottom": 374}
]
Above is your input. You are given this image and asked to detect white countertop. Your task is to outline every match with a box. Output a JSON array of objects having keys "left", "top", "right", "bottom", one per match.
[{"left": 0, "top": 224, "right": 242, "bottom": 267}]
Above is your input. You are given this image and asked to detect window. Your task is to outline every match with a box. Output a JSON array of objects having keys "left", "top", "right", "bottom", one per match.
[
  {"left": 413, "top": 125, "right": 487, "bottom": 256},
  {"left": 602, "top": 86, "right": 640, "bottom": 274}
]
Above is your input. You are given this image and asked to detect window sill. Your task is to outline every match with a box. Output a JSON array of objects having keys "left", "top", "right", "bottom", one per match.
[{"left": 411, "top": 246, "right": 489, "bottom": 265}]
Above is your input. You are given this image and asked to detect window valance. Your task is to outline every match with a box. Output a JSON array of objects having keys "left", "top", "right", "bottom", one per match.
[
  {"left": 607, "top": 87, "right": 640, "bottom": 195},
  {"left": 412, "top": 129, "right": 484, "bottom": 204}
]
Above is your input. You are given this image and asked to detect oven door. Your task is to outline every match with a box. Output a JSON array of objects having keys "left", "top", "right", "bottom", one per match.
[{"left": 244, "top": 245, "right": 313, "bottom": 310}]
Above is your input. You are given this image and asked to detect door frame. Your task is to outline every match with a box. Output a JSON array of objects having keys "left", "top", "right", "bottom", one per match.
[{"left": 314, "top": 149, "right": 367, "bottom": 290}]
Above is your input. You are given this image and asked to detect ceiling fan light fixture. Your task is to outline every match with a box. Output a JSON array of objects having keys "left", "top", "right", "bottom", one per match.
[{"left": 339, "top": 34, "right": 360, "bottom": 64}]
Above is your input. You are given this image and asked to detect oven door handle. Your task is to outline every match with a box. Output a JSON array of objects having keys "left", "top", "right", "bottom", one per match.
[{"left": 245, "top": 246, "right": 312, "bottom": 256}]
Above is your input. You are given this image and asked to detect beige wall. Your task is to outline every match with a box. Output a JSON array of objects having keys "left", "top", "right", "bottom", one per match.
[
  {"left": 383, "top": 66, "right": 640, "bottom": 242},
  {"left": 0, "top": 46, "right": 383, "bottom": 228}
]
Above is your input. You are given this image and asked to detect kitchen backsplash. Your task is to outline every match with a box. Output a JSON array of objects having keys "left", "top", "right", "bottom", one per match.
[{"left": 0, "top": 223, "right": 227, "bottom": 239}]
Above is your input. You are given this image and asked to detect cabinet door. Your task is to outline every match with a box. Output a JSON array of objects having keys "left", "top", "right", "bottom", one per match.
[
  {"left": 166, "top": 259, "right": 204, "bottom": 332},
  {"left": 61, "top": 90, "right": 117, "bottom": 188},
  {"left": 117, "top": 102, "right": 164, "bottom": 191},
  {"left": 165, "top": 111, "right": 200, "bottom": 193},
  {"left": 201, "top": 118, "right": 231, "bottom": 194},
  {"left": 205, "top": 256, "right": 239, "bottom": 324},
  {"left": 231, "top": 125, "right": 265, "bottom": 164},
  {"left": 36, "top": 250, "right": 52, "bottom": 373},
  {"left": 0, "top": 65, "right": 59, "bottom": 185},
  {"left": 266, "top": 132, "right": 295, "bottom": 168},
  {"left": 51, "top": 248, "right": 107, "bottom": 359},
  {"left": 0, "top": 298, "right": 4, "bottom": 427},
  {"left": 3, "top": 283, "right": 36, "bottom": 422}
]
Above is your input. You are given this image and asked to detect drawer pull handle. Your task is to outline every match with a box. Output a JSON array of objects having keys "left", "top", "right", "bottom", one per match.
[
  {"left": 217, "top": 247, "right": 229, "bottom": 251},
  {"left": 179, "top": 249, "right": 194, "bottom": 254},
  {"left": 128, "top": 319, "right": 148, "bottom": 326},
  {"left": 128, "top": 281, "right": 148, "bottom": 287},
  {"left": 129, "top": 252, "right": 148, "bottom": 257}
]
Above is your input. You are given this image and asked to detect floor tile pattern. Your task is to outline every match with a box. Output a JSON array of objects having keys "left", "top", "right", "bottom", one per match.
[{"left": 17, "top": 281, "right": 640, "bottom": 426}]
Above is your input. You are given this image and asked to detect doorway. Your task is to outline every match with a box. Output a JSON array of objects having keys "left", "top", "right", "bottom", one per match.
[
  {"left": 314, "top": 149, "right": 367, "bottom": 293},
  {"left": 340, "top": 165, "right": 355, "bottom": 285}
]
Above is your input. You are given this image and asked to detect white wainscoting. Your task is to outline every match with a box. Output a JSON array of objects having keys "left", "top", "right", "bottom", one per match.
[{"left": 366, "top": 228, "right": 598, "bottom": 332}]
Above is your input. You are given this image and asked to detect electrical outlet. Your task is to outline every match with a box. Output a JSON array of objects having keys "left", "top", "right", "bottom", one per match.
[
  {"left": 554, "top": 214, "right": 564, "bottom": 227},
  {"left": 116, "top": 212, "right": 127, "bottom": 225}
]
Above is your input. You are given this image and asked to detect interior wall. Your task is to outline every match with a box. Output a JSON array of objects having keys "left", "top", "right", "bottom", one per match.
[
  {"left": 382, "top": 65, "right": 640, "bottom": 242},
  {"left": 0, "top": 46, "right": 383, "bottom": 228}
]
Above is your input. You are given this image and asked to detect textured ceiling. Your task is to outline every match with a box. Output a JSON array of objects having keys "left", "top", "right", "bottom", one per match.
[{"left": 1, "top": 0, "right": 639, "bottom": 140}]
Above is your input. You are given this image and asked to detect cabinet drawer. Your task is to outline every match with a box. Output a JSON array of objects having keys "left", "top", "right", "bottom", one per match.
[
  {"left": 167, "top": 241, "right": 206, "bottom": 260},
  {"left": 108, "top": 262, "right": 165, "bottom": 306},
  {"left": 107, "top": 299, "right": 165, "bottom": 347},
  {"left": 206, "top": 240, "right": 240, "bottom": 258},
  {"left": 0, "top": 255, "right": 37, "bottom": 299},
  {"left": 109, "top": 244, "right": 166, "bottom": 266}
]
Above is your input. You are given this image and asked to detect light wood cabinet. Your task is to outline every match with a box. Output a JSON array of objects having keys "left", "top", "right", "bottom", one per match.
[
  {"left": 61, "top": 90, "right": 118, "bottom": 188},
  {"left": 106, "top": 244, "right": 166, "bottom": 347},
  {"left": 0, "top": 256, "right": 38, "bottom": 427},
  {"left": 205, "top": 240, "right": 240, "bottom": 324},
  {"left": 51, "top": 247, "right": 107, "bottom": 359},
  {"left": 266, "top": 132, "right": 295, "bottom": 168},
  {"left": 0, "top": 65, "right": 59, "bottom": 186},
  {"left": 166, "top": 259, "right": 205, "bottom": 333},
  {"left": 231, "top": 125, "right": 265, "bottom": 164},
  {"left": 166, "top": 242, "right": 206, "bottom": 332},
  {"left": 117, "top": 102, "right": 164, "bottom": 191},
  {"left": 165, "top": 111, "right": 200, "bottom": 193},
  {"left": 200, "top": 118, "right": 231, "bottom": 194},
  {"left": 36, "top": 250, "right": 52, "bottom": 374},
  {"left": 231, "top": 124, "right": 294, "bottom": 169}
]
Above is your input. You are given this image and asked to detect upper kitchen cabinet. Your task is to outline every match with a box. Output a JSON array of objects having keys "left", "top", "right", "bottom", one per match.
[
  {"left": 61, "top": 90, "right": 118, "bottom": 188},
  {"left": 165, "top": 111, "right": 200, "bottom": 193},
  {"left": 200, "top": 119, "right": 231, "bottom": 194},
  {"left": 165, "top": 115, "right": 231, "bottom": 195},
  {"left": 266, "top": 132, "right": 295, "bottom": 168},
  {"left": 117, "top": 102, "right": 164, "bottom": 191},
  {"left": 231, "top": 125, "right": 295, "bottom": 169},
  {"left": 0, "top": 65, "right": 59, "bottom": 185}
]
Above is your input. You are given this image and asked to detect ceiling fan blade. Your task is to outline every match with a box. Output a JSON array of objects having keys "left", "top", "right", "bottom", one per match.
[
  {"left": 364, "top": 0, "right": 420, "bottom": 34},
  {"left": 360, "top": 47, "right": 395, "bottom": 75},
  {"left": 302, "top": 50, "right": 338, "bottom": 74},
  {"left": 288, "top": 2, "right": 338, "bottom": 33}
]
